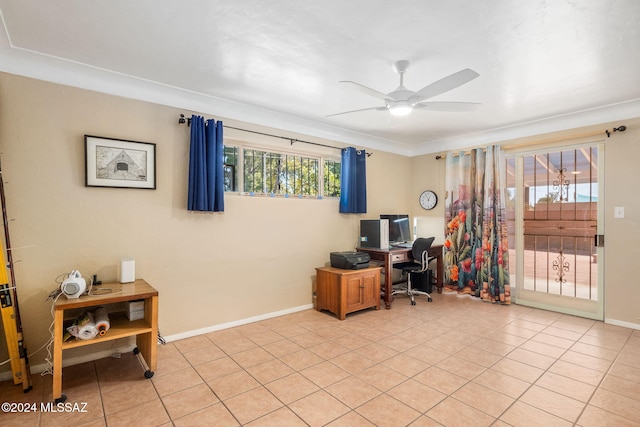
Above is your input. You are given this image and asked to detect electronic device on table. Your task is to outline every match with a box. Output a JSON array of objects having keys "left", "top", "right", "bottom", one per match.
[
  {"left": 60, "top": 270, "right": 86, "bottom": 299},
  {"left": 380, "top": 214, "right": 413, "bottom": 248}
]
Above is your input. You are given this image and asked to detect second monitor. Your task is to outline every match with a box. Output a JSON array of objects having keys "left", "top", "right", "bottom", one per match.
[{"left": 380, "top": 214, "right": 412, "bottom": 246}]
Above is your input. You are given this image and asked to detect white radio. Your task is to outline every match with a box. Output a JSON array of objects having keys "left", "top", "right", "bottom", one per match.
[{"left": 60, "top": 270, "right": 86, "bottom": 299}]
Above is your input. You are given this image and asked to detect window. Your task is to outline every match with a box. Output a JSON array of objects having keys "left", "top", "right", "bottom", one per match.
[
  {"left": 243, "top": 149, "right": 319, "bottom": 196},
  {"left": 224, "top": 146, "right": 238, "bottom": 192},
  {"left": 222, "top": 144, "right": 340, "bottom": 198},
  {"left": 324, "top": 159, "right": 341, "bottom": 197}
]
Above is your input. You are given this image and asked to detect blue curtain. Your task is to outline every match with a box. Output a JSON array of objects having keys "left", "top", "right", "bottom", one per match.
[
  {"left": 188, "top": 115, "right": 224, "bottom": 212},
  {"left": 339, "top": 147, "right": 367, "bottom": 213}
]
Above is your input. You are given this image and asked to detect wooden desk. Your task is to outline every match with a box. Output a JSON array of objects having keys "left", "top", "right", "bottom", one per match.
[
  {"left": 356, "top": 245, "right": 443, "bottom": 309},
  {"left": 53, "top": 279, "right": 158, "bottom": 403}
]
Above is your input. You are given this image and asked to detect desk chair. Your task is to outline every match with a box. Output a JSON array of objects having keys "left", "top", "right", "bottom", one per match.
[{"left": 392, "top": 237, "right": 435, "bottom": 305}]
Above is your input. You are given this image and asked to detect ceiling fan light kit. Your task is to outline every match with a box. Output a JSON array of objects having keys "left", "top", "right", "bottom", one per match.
[
  {"left": 387, "top": 101, "right": 413, "bottom": 116},
  {"left": 329, "top": 60, "right": 480, "bottom": 118}
]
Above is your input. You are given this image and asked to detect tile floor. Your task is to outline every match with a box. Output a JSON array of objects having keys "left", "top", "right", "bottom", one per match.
[{"left": 2, "top": 291, "right": 640, "bottom": 426}]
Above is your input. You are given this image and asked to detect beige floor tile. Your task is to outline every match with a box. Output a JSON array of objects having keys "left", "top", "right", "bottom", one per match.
[
  {"left": 172, "top": 335, "right": 213, "bottom": 353},
  {"left": 265, "top": 372, "right": 319, "bottom": 404},
  {"left": 215, "top": 336, "right": 259, "bottom": 354},
  {"left": 452, "top": 381, "right": 514, "bottom": 417},
  {"left": 151, "top": 367, "right": 203, "bottom": 397},
  {"left": 599, "top": 374, "right": 640, "bottom": 402},
  {"left": 224, "top": 387, "right": 283, "bottom": 425},
  {"left": 454, "top": 345, "right": 503, "bottom": 367},
  {"left": 326, "top": 410, "right": 376, "bottom": 426},
  {"left": 387, "top": 379, "right": 447, "bottom": 413},
  {"left": 161, "top": 383, "right": 219, "bottom": 420},
  {"left": 413, "top": 365, "right": 467, "bottom": 395},
  {"left": 356, "top": 393, "right": 421, "bottom": 427},
  {"left": 552, "top": 360, "right": 602, "bottom": 387},
  {"left": 308, "top": 340, "right": 351, "bottom": 359},
  {"left": 500, "top": 401, "right": 573, "bottom": 427},
  {"left": 193, "top": 356, "right": 242, "bottom": 381},
  {"left": 531, "top": 332, "right": 577, "bottom": 350},
  {"left": 245, "top": 406, "right": 308, "bottom": 426},
  {"left": 245, "top": 358, "right": 295, "bottom": 384},
  {"left": 181, "top": 344, "right": 226, "bottom": 366},
  {"left": 520, "top": 339, "right": 568, "bottom": 358},
  {"left": 261, "top": 338, "right": 304, "bottom": 357},
  {"left": 207, "top": 370, "right": 260, "bottom": 400},
  {"left": 426, "top": 396, "right": 495, "bottom": 427},
  {"left": 330, "top": 350, "right": 376, "bottom": 375},
  {"left": 386, "top": 353, "right": 431, "bottom": 377},
  {"left": 473, "top": 369, "right": 530, "bottom": 399},
  {"left": 355, "top": 341, "right": 399, "bottom": 362},
  {"left": 289, "top": 389, "right": 350, "bottom": 426},
  {"left": 101, "top": 378, "right": 157, "bottom": 415},
  {"left": 301, "top": 360, "right": 350, "bottom": 388},
  {"left": 230, "top": 346, "right": 274, "bottom": 369},
  {"left": 520, "top": 385, "right": 586, "bottom": 422},
  {"left": 608, "top": 362, "right": 640, "bottom": 384},
  {"left": 357, "top": 363, "right": 409, "bottom": 392},
  {"left": 279, "top": 348, "right": 324, "bottom": 371},
  {"left": 325, "top": 376, "right": 381, "bottom": 409},
  {"left": 435, "top": 357, "right": 487, "bottom": 381},
  {"left": 173, "top": 401, "right": 239, "bottom": 427},
  {"left": 570, "top": 341, "right": 619, "bottom": 361},
  {"left": 105, "top": 398, "right": 170, "bottom": 427},
  {"left": 589, "top": 388, "right": 640, "bottom": 422},
  {"left": 535, "top": 371, "right": 596, "bottom": 402},
  {"left": 404, "top": 342, "right": 449, "bottom": 365},
  {"left": 507, "top": 347, "right": 556, "bottom": 370},
  {"left": 577, "top": 405, "right": 640, "bottom": 427},
  {"left": 559, "top": 349, "right": 612, "bottom": 372}
]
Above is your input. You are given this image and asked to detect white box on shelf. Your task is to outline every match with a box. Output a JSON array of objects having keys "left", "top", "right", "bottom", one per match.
[{"left": 126, "top": 299, "right": 145, "bottom": 320}]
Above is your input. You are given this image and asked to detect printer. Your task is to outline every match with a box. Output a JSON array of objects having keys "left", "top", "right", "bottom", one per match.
[{"left": 330, "top": 251, "right": 371, "bottom": 270}]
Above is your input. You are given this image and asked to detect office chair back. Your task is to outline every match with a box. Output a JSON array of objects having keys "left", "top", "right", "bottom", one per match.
[{"left": 411, "top": 237, "right": 435, "bottom": 265}]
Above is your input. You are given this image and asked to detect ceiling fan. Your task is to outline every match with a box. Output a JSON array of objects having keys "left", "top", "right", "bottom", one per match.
[{"left": 327, "top": 60, "right": 480, "bottom": 117}]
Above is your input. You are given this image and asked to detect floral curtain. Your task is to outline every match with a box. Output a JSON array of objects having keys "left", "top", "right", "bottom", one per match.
[{"left": 444, "top": 145, "right": 511, "bottom": 303}]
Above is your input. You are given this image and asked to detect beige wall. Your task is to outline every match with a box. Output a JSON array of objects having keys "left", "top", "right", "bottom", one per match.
[
  {"left": 0, "top": 71, "right": 638, "bottom": 378},
  {"left": 0, "top": 73, "right": 409, "bottom": 375}
]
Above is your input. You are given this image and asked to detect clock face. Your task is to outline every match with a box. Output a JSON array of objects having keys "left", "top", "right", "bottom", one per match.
[{"left": 419, "top": 190, "right": 438, "bottom": 210}]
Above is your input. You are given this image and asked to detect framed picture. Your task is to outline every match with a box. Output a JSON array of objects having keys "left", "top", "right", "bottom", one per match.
[{"left": 85, "top": 135, "right": 156, "bottom": 189}]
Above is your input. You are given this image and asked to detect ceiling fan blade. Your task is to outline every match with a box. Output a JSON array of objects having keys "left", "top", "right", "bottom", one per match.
[
  {"left": 339, "top": 81, "right": 393, "bottom": 101},
  {"left": 326, "top": 106, "right": 387, "bottom": 117},
  {"left": 413, "top": 68, "right": 480, "bottom": 102},
  {"left": 414, "top": 101, "right": 481, "bottom": 112}
]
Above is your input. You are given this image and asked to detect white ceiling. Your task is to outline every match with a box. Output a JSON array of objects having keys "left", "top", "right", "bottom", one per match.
[{"left": 1, "top": 0, "right": 639, "bottom": 156}]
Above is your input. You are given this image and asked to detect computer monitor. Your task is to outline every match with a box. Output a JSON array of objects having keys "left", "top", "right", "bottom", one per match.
[{"left": 380, "top": 214, "right": 411, "bottom": 244}]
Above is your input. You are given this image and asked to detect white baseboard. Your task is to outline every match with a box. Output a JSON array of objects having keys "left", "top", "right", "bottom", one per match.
[
  {"left": 162, "top": 303, "right": 314, "bottom": 342},
  {"left": 604, "top": 317, "right": 640, "bottom": 330}
]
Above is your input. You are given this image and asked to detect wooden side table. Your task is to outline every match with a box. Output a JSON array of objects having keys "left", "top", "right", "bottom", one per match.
[
  {"left": 315, "top": 266, "right": 381, "bottom": 320},
  {"left": 52, "top": 279, "right": 158, "bottom": 403}
]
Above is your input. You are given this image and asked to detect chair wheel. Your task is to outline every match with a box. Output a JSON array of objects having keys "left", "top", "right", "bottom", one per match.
[
  {"left": 411, "top": 300, "right": 416, "bottom": 305},
  {"left": 428, "top": 297, "right": 433, "bottom": 302}
]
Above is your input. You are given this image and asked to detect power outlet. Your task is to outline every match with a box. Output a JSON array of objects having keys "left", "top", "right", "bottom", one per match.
[{"left": 614, "top": 207, "right": 625, "bottom": 218}]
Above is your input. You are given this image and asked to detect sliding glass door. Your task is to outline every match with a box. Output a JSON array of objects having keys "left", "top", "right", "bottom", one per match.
[{"left": 506, "top": 144, "right": 604, "bottom": 320}]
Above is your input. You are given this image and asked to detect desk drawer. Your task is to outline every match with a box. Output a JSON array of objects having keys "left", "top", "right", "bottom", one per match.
[{"left": 391, "top": 253, "right": 409, "bottom": 262}]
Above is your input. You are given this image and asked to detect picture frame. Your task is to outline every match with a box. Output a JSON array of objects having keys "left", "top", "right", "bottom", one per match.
[{"left": 85, "top": 135, "right": 156, "bottom": 189}]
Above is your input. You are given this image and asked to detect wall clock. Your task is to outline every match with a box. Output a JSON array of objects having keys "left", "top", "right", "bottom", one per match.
[{"left": 419, "top": 190, "right": 438, "bottom": 210}]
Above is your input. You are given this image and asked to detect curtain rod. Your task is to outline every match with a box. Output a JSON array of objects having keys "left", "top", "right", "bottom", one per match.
[
  {"left": 434, "top": 124, "right": 627, "bottom": 160},
  {"left": 178, "top": 114, "right": 372, "bottom": 156}
]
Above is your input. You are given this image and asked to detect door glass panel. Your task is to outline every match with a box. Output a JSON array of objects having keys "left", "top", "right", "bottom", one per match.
[{"left": 521, "top": 147, "right": 598, "bottom": 301}]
